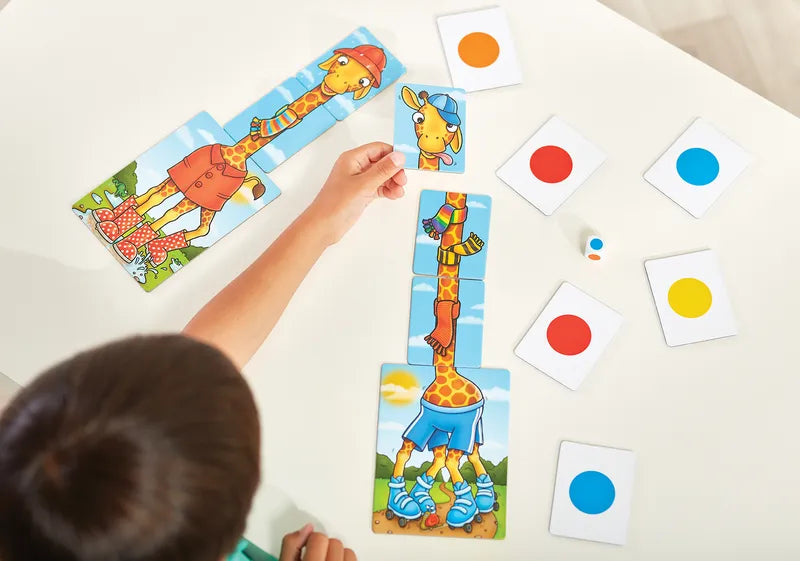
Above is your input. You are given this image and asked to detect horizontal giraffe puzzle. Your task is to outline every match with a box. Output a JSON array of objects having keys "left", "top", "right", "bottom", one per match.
[
  {"left": 374, "top": 190, "right": 509, "bottom": 539},
  {"left": 72, "top": 27, "right": 405, "bottom": 291}
]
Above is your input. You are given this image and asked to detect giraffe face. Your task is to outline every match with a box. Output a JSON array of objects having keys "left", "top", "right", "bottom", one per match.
[
  {"left": 413, "top": 103, "right": 459, "bottom": 154},
  {"left": 319, "top": 54, "right": 374, "bottom": 99},
  {"left": 401, "top": 86, "right": 462, "bottom": 156}
]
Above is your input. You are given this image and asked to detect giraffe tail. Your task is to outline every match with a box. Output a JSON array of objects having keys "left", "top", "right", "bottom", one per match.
[{"left": 249, "top": 106, "right": 300, "bottom": 140}]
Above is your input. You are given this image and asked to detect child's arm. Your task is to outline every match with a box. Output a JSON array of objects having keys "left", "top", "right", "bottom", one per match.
[{"left": 183, "top": 142, "right": 406, "bottom": 369}]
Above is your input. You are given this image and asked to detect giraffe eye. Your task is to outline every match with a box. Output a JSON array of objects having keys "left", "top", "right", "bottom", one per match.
[
  {"left": 412, "top": 112, "right": 425, "bottom": 124},
  {"left": 446, "top": 123, "right": 458, "bottom": 133},
  {"left": 337, "top": 56, "right": 348, "bottom": 65},
  {"left": 359, "top": 77, "right": 371, "bottom": 88}
]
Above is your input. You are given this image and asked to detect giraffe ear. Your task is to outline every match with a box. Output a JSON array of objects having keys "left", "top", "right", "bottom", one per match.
[
  {"left": 450, "top": 127, "right": 463, "bottom": 154},
  {"left": 318, "top": 53, "right": 339, "bottom": 71},
  {"left": 352, "top": 84, "right": 372, "bottom": 100},
  {"left": 401, "top": 86, "right": 422, "bottom": 110}
]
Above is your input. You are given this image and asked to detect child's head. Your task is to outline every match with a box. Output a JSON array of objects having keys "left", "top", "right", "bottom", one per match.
[{"left": 0, "top": 335, "right": 260, "bottom": 561}]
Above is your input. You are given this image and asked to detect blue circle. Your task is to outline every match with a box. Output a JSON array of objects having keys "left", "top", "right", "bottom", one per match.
[
  {"left": 569, "top": 471, "right": 615, "bottom": 515},
  {"left": 676, "top": 147, "right": 719, "bottom": 186},
  {"left": 590, "top": 238, "right": 603, "bottom": 250}
]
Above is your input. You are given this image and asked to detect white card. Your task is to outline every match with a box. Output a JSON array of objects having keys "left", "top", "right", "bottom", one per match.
[
  {"left": 497, "top": 116, "right": 606, "bottom": 216},
  {"left": 515, "top": 282, "right": 622, "bottom": 390},
  {"left": 645, "top": 249, "right": 737, "bottom": 346},
  {"left": 437, "top": 7, "right": 522, "bottom": 92},
  {"left": 644, "top": 118, "right": 752, "bottom": 218},
  {"left": 550, "top": 441, "right": 636, "bottom": 545}
]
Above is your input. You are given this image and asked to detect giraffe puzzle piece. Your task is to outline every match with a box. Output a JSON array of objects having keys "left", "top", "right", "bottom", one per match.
[
  {"left": 73, "top": 27, "right": 405, "bottom": 291},
  {"left": 393, "top": 82, "right": 467, "bottom": 173}
]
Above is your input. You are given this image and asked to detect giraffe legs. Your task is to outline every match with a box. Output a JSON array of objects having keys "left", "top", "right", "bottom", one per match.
[
  {"left": 184, "top": 209, "right": 216, "bottom": 242},
  {"left": 467, "top": 443, "right": 488, "bottom": 478},
  {"left": 392, "top": 439, "right": 415, "bottom": 479},
  {"left": 149, "top": 198, "right": 198, "bottom": 232},
  {"left": 444, "top": 449, "right": 465, "bottom": 484},
  {"left": 425, "top": 446, "right": 447, "bottom": 479},
  {"left": 468, "top": 443, "right": 499, "bottom": 514},
  {"left": 135, "top": 180, "right": 180, "bottom": 216}
]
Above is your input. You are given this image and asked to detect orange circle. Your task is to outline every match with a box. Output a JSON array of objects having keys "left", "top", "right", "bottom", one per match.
[
  {"left": 588, "top": 254, "right": 601, "bottom": 261},
  {"left": 457, "top": 32, "right": 500, "bottom": 68}
]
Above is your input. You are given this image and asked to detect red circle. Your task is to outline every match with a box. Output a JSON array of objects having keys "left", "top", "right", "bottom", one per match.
[
  {"left": 546, "top": 314, "right": 592, "bottom": 355},
  {"left": 529, "top": 145, "right": 573, "bottom": 183}
]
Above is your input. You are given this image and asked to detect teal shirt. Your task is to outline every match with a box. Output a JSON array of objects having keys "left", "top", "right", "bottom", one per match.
[{"left": 227, "top": 538, "right": 278, "bottom": 561}]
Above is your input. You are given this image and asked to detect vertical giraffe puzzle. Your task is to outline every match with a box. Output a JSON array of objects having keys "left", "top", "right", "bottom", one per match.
[
  {"left": 72, "top": 27, "right": 405, "bottom": 291},
  {"left": 373, "top": 190, "right": 510, "bottom": 539}
]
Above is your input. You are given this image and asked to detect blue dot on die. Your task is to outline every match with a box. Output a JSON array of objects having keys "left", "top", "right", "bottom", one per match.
[
  {"left": 590, "top": 238, "right": 603, "bottom": 250},
  {"left": 569, "top": 471, "right": 616, "bottom": 515},
  {"left": 676, "top": 147, "right": 719, "bottom": 186}
]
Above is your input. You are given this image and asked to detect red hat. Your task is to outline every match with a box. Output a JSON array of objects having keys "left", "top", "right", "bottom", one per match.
[{"left": 334, "top": 44, "right": 387, "bottom": 88}]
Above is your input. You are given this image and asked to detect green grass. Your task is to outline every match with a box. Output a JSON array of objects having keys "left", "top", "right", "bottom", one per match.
[{"left": 373, "top": 478, "right": 507, "bottom": 539}]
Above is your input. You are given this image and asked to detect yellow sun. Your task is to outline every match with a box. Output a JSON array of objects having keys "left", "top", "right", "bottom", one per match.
[{"left": 381, "top": 370, "right": 421, "bottom": 406}]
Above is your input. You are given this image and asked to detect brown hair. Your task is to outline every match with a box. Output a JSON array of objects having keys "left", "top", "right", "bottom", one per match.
[{"left": 0, "top": 335, "right": 260, "bottom": 561}]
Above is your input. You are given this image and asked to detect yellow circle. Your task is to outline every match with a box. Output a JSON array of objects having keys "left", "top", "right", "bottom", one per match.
[
  {"left": 381, "top": 370, "right": 421, "bottom": 406},
  {"left": 668, "top": 278, "right": 712, "bottom": 318},
  {"left": 458, "top": 32, "right": 500, "bottom": 68}
]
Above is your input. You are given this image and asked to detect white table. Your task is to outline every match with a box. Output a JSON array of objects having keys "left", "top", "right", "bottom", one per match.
[{"left": 1, "top": 0, "right": 799, "bottom": 558}]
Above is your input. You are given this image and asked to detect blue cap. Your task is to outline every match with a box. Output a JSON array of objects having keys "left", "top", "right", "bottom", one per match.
[{"left": 426, "top": 93, "right": 461, "bottom": 126}]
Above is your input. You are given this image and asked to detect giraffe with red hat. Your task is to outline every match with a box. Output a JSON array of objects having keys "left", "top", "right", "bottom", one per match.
[{"left": 92, "top": 43, "right": 388, "bottom": 268}]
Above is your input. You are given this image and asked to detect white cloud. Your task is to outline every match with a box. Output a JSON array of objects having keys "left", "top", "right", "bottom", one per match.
[
  {"left": 458, "top": 315, "right": 483, "bottom": 325},
  {"left": 197, "top": 128, "right": 217, "bottom": 145},
  {"left": 413, "top": 282, "right": 435, "bottom": 292},
  {"left": 334, "top": 95, "right": 356, "bottom": 115},
  {"left": 175, "top": 125, "right": 194, "bottom": 149},
  {"left": 276, "top": 85, "right": 294, "bottom": 103},
  {"left": 415, "top": 234, "right": 439, "bottom": 246},
  {"left": 467, "top": 200, "right": 487, "bottom": 209},
  {"left": 263, "top": 144, "right": 286, "bottom": 167},
  {"left": 395, "top": 143, "right": 418, "bottom": 155},
  {"left": 378, "top": 421, "right": 407, "bottom": 432},
  {"left": 408, "top": 334, "right": 429, "bottom": 347},
  {"left": 381, "top": 383, "right": 422, "bottom": 402},
  {"left": 481, "top": 439, "right": 505, "bottom": 450},
  {"left": 353, "top": 30, "right": 368, "bottom": 43},
  {"left": 298, "top": 68, "right": 314, "bottom": 84},
  {"left": 481, "top": 387, "right": 510, "bottom": 402},
  {"left": 471, "top": 303, "right": 484, "bottom": 310}
]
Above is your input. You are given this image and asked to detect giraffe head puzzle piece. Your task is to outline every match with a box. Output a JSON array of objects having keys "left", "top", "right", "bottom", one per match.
[
  {"left": 373, "top": 364, "right": 510, "bottom": 539},
  {"left": 71, "top": 111, "right": 280, "bottom": 292},
  {"left": 394, "top": 83, "right": 466, "bottom": 173},
  {"left": 296, "top": 27, "right": 406, "bottom": 121}
]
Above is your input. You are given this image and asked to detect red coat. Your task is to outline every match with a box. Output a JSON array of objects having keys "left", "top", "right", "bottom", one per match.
[{"left": 168, "top": 144, "right": 246, "bottom": 211}]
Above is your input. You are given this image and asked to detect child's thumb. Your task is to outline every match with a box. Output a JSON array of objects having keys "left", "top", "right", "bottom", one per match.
[
  {"left": 279, "top": 523, "right": 313, "bottom": 561},
  {"left": 362, "top": 151, "right": 404, "bottom": 187}
]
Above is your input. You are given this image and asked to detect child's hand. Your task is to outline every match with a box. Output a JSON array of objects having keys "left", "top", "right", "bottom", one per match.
[
  {"left": 279, "top": 524, "right": 357, "bottom": 561},
  {"left": 305, "top": 142, "right": 407, "bottom": 245}
]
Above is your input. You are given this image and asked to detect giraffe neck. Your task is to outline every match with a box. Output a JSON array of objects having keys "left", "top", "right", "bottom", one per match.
[
  {"left": 223, "top": 84, "right": 335, "bottom": 170},
  {"left": 418, "top": 152, "right": 440, "bottom": 171},
  {"left": 423, "top": 365, "right": 482, "bottom": 407}
]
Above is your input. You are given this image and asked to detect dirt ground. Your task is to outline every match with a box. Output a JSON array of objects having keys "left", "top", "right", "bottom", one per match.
[{"left": 372, "top": 482, "right": 498, "bottom": 539}]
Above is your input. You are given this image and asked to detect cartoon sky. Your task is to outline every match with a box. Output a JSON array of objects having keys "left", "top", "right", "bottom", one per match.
[
  {"left": 376, "top": 364, "right": 510, "bottom": 467},
  {"left": 130, "top": 112, "right": 280, "bottom": 248},
  {"left": 412, "top": 191, "right": 491, "bottom": 280}
]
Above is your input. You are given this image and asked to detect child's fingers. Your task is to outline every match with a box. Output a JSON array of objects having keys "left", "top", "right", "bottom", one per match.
[
  {"left": 361, "top": 151, "right": 405, "bottom": 188},
  {"left": 343, "top": 548, "right": 358, "bottom": 561},
  {"left": 324, "top": 538, "right": 344, "bottom": 561},
  {"left": 279, "top": 523, "right": 314, "bottom": 561},
  {"left": 343, "top": 141, "right": 393, "bottom": 174},
  {"left": 302, "top": 532, "right": 329, "bottom": 561}
]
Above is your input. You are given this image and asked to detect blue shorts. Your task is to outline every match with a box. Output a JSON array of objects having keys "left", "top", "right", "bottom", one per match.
[{"left": 403, "top": 399, "right": 484, "bottom": 454}]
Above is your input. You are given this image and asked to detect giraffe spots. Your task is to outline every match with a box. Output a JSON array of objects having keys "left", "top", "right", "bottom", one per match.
[
  {"left": 452, "top": 378, "right": 465, "bottom": 390},
  {"left": 436, "top": 375, "right": 447, "bottom": 385},
  {"left": 234, "top": 145, "right": 245, "bottom": 154},
  {"left": 440, "top": 386, "right": 452, "bottom": 397},
  {"left": 452, "top": 393, "right": 466, "bottom": 406},
  {"left": 466, "top": 383, "right": 477, "bottom": 395},
  {"left": 428, "top": 394, "right": 441, "bottom": 405}
]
